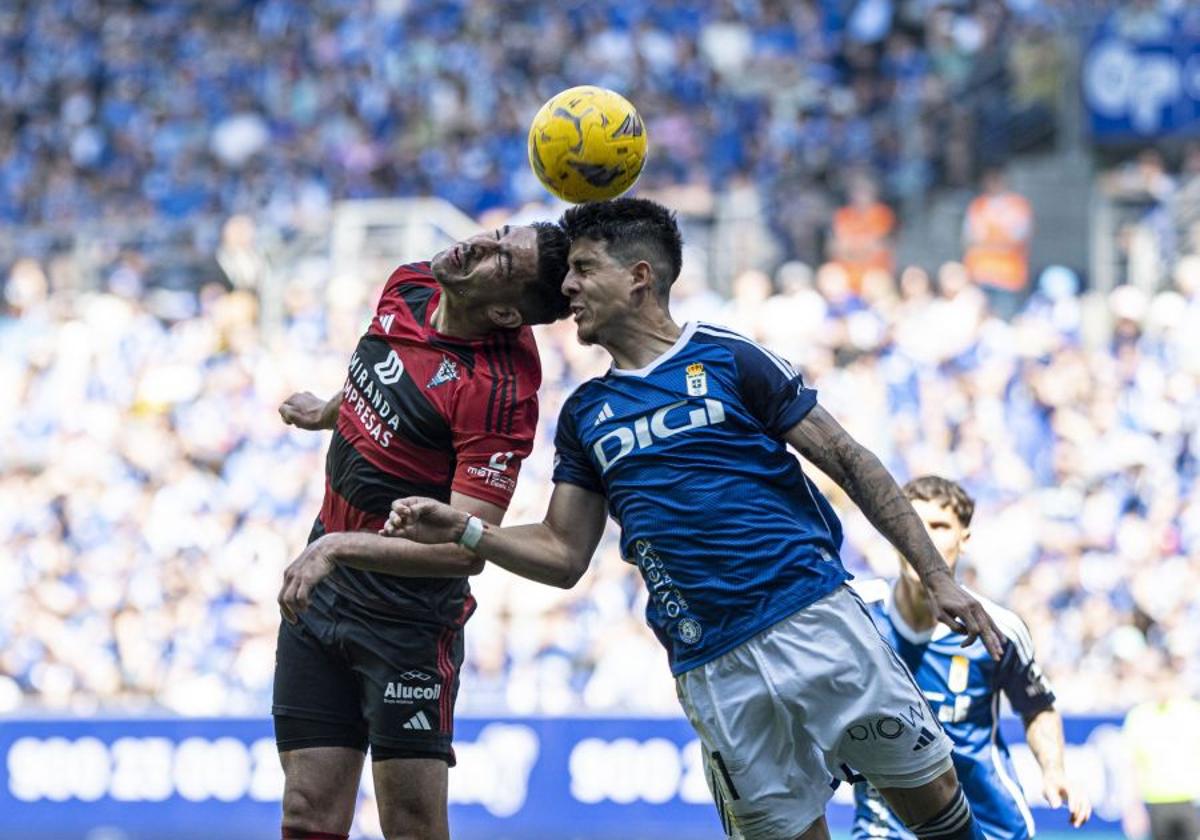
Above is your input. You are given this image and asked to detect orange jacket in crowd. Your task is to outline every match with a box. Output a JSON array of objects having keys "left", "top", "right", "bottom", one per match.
[
  {"left": 831, "top": 201, "right": 896, "bottom": 292},
  {"left": 963, "top": 190, "right": 1033, "bottom": 292}
]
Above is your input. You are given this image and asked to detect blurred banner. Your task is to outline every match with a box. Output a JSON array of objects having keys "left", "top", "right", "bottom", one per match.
[
  {"left": 0, "top": 716, "right": 1126, "bottom": 840},
  {"left": 1083, "top": 16, "right": 1200, "bottom": 140}
]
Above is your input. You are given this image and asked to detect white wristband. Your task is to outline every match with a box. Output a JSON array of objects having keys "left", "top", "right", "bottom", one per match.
[{"left": 458, "top": 515, "right": 484, "bottom": 551}]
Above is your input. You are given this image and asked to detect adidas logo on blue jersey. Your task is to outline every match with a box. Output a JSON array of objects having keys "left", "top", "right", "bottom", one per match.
[{"left": 594, "top": 403, "right": 614, "bottom": 426}]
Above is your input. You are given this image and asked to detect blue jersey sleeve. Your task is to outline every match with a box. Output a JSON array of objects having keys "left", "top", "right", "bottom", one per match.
[
  {"left": 727, "top": 335, "right": 818, "bottom": 437},
  {"left": 551, "top": 395, "right": 603, "bottom": 493},
  {"left": 992, "top": 609, "right": 1056, "bottom": 718}
]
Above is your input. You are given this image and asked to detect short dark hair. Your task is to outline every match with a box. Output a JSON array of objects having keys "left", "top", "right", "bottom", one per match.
[
  {"left": 903, "top": 476, "right": 975, "bottom": 528},
  {"left": 518, "top": 222, "right": 571, "bottom": 325},
  {"left": 559, "top": 198, "right": 684, "bottom": 299}
]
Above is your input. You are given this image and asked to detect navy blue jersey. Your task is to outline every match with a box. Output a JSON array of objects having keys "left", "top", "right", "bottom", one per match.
[
  {"left": 852, "top": 585, "right": 1056, "bottom": 840},
  {"left": 552, "top": 322, "right": 850, "bottom": 674}
]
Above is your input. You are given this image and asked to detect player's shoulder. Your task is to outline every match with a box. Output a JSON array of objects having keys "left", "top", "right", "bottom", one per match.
[
  {"left": 691, "top": 321, "right": 796, "bottom": 375},
  {"left": 561, "top": 375, "right": 608, "bottom": 412},
  {"left": 691, "top": 321, "right": 755, "bottom": 352},
  {"left": 378, "top": 261, "right": 439, "bottom": 316},
  {"left": 387, "top": 261, "right": 437, "bottom": 286},
  {"left": 965, "top": 588, "right": 1034, "bottom": 657},
  {"left": 381, "top": 261, "right": 438, "bottom": 296},
  {"left": 463, "top": 327, "right": 541, "bottom": 399}
]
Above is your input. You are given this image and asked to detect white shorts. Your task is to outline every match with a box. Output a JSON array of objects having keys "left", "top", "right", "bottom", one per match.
[{"left": 675, "top": 584, "right": 954, "bottom": 840}]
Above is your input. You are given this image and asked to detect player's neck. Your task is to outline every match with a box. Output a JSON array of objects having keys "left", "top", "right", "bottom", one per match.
[
  {"left": 895, "top": 576, "right": 937, "bottom": 632},
  {"left": 604, "top": 312, "right": 682, "bottom": 370},
  {"left": 428, "top": 297, "right": 493, "bottom": 340}
]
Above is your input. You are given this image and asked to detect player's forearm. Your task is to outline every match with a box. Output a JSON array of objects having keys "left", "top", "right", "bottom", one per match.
[
  {"left": 1024, "top": 708, "right": 1067, "bottom": 779},
  {"left": 325, "top": 531, "right": 484, "bottom": 577},
  {"left": 473, "top": 521, "right": 587, "bottom": 589},
  {"left": 835, "top": 443, "right": 954, "bottom": 584},
  {"left": 319, "top": 392, "right": 344, "bottom": 429}
]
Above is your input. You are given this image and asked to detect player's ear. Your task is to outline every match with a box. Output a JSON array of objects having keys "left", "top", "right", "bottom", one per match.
[
  {"left": 630, "top": 260, "right": 655, "bottom": 296},
  {"left": 486, "top": 304, "right": 523, "bottom": 330}
]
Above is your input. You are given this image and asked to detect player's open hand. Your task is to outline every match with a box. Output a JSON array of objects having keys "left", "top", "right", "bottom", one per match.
[
  {"left": 924, "top": 572, "right": 1005, "bottom": 660},
  {"left": 279, "top": 391, "right": 336, "bottom": 430},
  {"left": 383, "top": 497, "right": 468, "bottom": 545},
  {"left": 278, "top": 535, "right": 338, "bottom": 623},
  {"left": 1043, "top": 775, "right": 1091, "bottom": 827}
]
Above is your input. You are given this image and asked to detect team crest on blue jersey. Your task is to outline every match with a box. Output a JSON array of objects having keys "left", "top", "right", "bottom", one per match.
[
  {"left": 678, "top": 617, "right": 703, "bottom": 645},
  {"left": 426, "top": 356, "right": 459, "bottom": 389},
  {"left": 685, "top": 362, "right": 707, "bottom": 396}
]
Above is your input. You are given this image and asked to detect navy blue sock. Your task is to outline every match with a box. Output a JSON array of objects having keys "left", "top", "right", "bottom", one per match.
[{"left": 908, "top": 786, "right": 985, "bottom": 840}]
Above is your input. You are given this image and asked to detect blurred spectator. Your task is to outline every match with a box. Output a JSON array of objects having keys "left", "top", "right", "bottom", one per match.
[
  {"left": 963, "top": 167, "right": 1034, "bottom": 319},
  {"left": 5, "top": 0, "right": 1194, "bottom": 721},
  {"left": 214, "top": 215, "right": 269, "bottom": 293},
  {"left": 0, "top": 0, "right": 1062, "bottom": 285},
  {"left": 1104, "top": 150, "right": 1178, "bottom": 293},
  {"left": 828, "top": 173, "right": 896, "bottom": 293},
  {"left": 5, "top": 238, "right": 1200, "bottom": 717},
  {"left": 1121, "top": 676, "right": 1200, "bottom": 840}
]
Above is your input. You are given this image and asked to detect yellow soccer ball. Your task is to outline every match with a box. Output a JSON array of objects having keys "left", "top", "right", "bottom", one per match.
[{"left": 527, "top": 86, "right": 648, "bottom": 203}]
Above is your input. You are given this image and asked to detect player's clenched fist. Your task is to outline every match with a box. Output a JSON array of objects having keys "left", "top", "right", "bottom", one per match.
[
  {"left": 384, "top": 497, "right": 469, "bottom": 545},
  {"left": 278, "top": 391, "right": 341, "bottom": 430}
]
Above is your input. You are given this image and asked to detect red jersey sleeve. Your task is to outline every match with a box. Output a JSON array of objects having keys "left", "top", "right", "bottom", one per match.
[
  {"left": 449, "top": 329, "right": 542, "bottom": 509},
  {"left": 375, "top": 261, "right": 437, "bottom": 314}
]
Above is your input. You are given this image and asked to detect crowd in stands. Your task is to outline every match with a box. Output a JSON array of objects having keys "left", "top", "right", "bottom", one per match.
[
  {"left": 1, "top": 0, "right": 1066, "bottom": 280},
  {"left": 4, "top": 0, "right": 1198, "bottom": 718},
  {"left": 4, "top": 217, "right": 1200, "bottom": 715}
]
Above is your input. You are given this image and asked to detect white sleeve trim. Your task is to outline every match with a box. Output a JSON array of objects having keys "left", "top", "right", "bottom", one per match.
[
  {"left": 968, "top": 589, "right": 1036, "bottom": 663},
  {"left": 695, "top": 323, "right": 797, "bottom": 379}
]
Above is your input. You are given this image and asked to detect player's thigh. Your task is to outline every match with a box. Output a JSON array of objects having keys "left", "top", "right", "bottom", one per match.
[
  {"left": 273, "top": 600, "right": 371, "bottom": 740},
  {"left": 341, "top": 613, "right": 464, "bottom": 766},
  {"left": 676, "top": 648, "right": 835, "bottom": 840},
  {"left": 372, "top": 756, "right": 449, "bottom": 840},
  {"left": 764, "top": 586, "right": 953, "bottom": 789},
  {"left": 278, "top": 745, "right": 366, "bottom": 832},
  {"left": 875, "top": 765, "right": 960, "bottom": 827},
  {"left": 1149, "top": 803, "right": 1200, "bottom": 840},
  {"left": 796, "top": 815, "right": 833, "bottom": 840},
  {"left": 274, "top": 603, "right": 371, "bottom": 829}
]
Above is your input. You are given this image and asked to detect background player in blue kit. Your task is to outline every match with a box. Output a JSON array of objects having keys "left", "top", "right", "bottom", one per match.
[
  {"left": 386, "top": 198, "right": 1007, "bottom": 840},
  {"left": 853, "top": 476, "right": 1091, "bottom": 840}
]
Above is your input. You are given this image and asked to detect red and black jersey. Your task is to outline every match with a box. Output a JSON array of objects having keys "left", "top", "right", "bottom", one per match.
[{"left": 316, "top": 261, "right": 540, "bottom": 622}]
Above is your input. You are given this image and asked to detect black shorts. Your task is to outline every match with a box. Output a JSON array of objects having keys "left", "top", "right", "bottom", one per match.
[
  {"left": 1148, "top": 802, "right": 1200, "bottom": 840},
  {"left": 272, "top": 585, "right": 465, "bottom": 765}
]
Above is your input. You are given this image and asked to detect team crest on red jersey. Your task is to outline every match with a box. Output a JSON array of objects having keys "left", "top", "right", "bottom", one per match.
[{"left": 426, "top": 356, "right": 459, "bottom": 389}]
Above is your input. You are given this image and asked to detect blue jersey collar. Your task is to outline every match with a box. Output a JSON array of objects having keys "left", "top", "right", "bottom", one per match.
[{"left": 608, "top": 321, "right": 698, "bottom": 378}]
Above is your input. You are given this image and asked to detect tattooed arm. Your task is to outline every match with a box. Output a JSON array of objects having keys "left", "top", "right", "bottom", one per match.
[{"left": 784, "top": 405, "right": 1003, "bottom": 658}]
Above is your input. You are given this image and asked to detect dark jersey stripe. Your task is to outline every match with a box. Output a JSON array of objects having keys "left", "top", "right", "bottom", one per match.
[
  {"left": 487, "top": 332, "right": 517, "bottom": 435},
  {"left": 327, "top": 430, "right": 452, "bottom": 516},
  {"left": 355, "top": 335, "right": 453, "bottom": 452},
  {"left": 320, "top": 477, "right": 386, "bottom": 535},
  {"left": 497, "top": 331, "right": 518, "bottom": 434},
  {"left": 428, "top": 336, "right": 476, "bottom": 373},
  {"left": 483, "top": 336, "right": 500, "bottom": 434},
  {"left": 396, "top": 281, "right": 436, "bottom": 325},
  {"left": 493, "top": 334, "right": 510, "bottom": 435}
]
